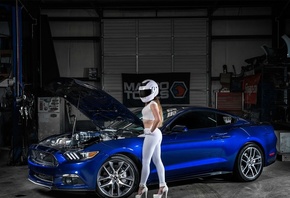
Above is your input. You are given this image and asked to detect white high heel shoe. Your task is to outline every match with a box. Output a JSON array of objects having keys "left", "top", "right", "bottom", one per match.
[
  {"left": 135, "top": 185, "right": 148, "bottom": 198},
  {"left": 153, "top": 185, "right": 168, "bottom": 198}
]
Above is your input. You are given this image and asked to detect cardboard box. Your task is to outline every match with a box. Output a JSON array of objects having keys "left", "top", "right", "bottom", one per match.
[
  {"left": 277, "top": 153, "right": 290, "bottom": 161},
  {"left": 275, "top": 130, "right": 290, "bottom": 153}
]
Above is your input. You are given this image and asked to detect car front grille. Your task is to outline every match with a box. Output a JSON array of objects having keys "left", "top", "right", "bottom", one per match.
[
  {"left": 30, "top": 150, "right": 58, "bottom": 167},
  {"left": 34, "top": 172, "right": 54, "bottom": 183}
]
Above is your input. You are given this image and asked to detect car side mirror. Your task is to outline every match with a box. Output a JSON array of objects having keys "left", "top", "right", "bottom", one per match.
[{"left": 172, "top": 125, "right": 188, "bottom": 133}]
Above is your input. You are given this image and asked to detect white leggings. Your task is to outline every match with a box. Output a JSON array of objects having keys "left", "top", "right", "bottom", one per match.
[{"left": 139, "top": 128, "right": 166, "bottom": 187}]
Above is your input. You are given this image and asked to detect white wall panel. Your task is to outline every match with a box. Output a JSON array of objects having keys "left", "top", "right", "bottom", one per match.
[
  {"left": 103, "top": 10, "right": 156, "bottom": 18},
  {"left": 139, "top": 19, "right": 171, "bottom": 37},
  {"left": 103, "top": 74, "right": 123, "bottom": 102},
  {"left": 158, "top": 9, "right": 207, "bottom": 17},
  {"left": 212, "top": 19, "right": 272, "bottom": 35},
  {"left": 212, "top": 7, "right": 271, "bottom": 16},
  {"left": 139, "top": 38, "right": 172, "bottom": 55},
  {"left": 103, "top": 20, "right": 136, "bottom": 37},
  {"left": 50, "top": 21, "right": 99, "bottom": 37},
  {"left": 174, "top": 55, "right": 207, "bottom": 73},
  {"left": 54, "top": 41, "right": 98, "bottom": 77},
  {"left": 104, "top": 56, "right": 136, "bottom": 73},
  {"left": 174, "top": 18, "right": 207, "bottom": 36},
  {"left": 212, "top": 39, "right": 272, "bottom": 77},
  {"left": 103, "top": 9, "right": 207, "bottom": 18},
  {"left": 138, "top": 56, "right": 172, "bottom": 73},
  {"left": 103, "top": 74, "right": 122, "bottom": 90},
  {"left": 174, "top": 37, "right": 207, "bottom": 55},
  {"left": 41, "top": 9, "right": 98, "bottom": 17},
  {"left": 189, "top": 74, "right": 207, "bottom": 90},
  {"left": 104, "top": 38, "right": 136, "bottom": 55},
  {"left": 53, "top": 42, "right": 70, "bottom": 76},
  {"left": 190, "top": 91, "right": 208, "bottom": 106}
]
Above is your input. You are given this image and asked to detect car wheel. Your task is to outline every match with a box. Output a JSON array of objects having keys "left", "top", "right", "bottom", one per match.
[
  {"left": 96, "top": 154, "right": 139, "bottom": 198},
  {"left": 234, "top": 143, "right": 264, "bottom": 182},
  {"left": 234, "top": 144, "right": 264, "bottom": 181}
]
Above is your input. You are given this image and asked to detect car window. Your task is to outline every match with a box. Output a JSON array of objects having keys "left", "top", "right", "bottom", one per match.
[
  {"left": 170, "top": 111, "right": 217, "bottom": 130},
  {"left": 216, "top": 113, "right": 236, "bottom": 126},
  {"left": 169, "top": 110, "right": 238, "bottom": 131}
]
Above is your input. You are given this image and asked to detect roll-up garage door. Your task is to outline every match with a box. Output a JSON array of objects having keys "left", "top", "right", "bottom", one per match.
[{"left": 103, "top": 18, "right": 208, "bottom": 106}]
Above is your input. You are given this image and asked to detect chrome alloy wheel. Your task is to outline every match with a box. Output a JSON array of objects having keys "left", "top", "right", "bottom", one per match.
[
  {"left": 239, "top": 146, "right": 263, "bottom": 180},
  {"left": 96, "top": 154, "right": 138, "bottom": 198}
]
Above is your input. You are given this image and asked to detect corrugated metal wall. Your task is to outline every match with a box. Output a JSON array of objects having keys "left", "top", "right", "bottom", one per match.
[{"left": 103, "top": 18, "right": 208, "bottom": 106}]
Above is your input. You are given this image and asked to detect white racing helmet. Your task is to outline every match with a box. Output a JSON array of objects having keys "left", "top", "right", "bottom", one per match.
[{"left": 138, "top": 79, "right": 159, "bottom": 103}]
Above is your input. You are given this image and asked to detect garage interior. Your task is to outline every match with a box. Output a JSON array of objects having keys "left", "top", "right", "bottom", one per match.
[
  {"left": 0, "top": 1, "right": 290, "bottom": 198},
  {"left": 0, "top": 0, "right": 290, "bottom": 167}
]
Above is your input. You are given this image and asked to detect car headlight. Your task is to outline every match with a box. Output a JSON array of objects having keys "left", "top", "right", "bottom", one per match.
[{"left": 64, "top": 151, "right": 99, "bottom": 161}]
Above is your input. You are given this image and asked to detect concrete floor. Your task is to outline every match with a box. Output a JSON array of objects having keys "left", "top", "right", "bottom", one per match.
[{"left": 1, "top": 148, "right": 290, "bottom": 198}]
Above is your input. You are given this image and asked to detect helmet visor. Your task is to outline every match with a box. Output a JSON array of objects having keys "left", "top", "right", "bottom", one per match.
[{"left": 139, "top": 89, "right": 152, "bottom": 98}]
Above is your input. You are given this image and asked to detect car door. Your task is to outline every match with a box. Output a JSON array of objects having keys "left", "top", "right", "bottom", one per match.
[{"left": 159, "top": 110, "right": 228, "bottom": 180}]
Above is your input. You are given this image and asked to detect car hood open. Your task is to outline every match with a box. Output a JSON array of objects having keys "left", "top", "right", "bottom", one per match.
[{"left": 45, "top": 77, "right": 142, "bottom": 126}]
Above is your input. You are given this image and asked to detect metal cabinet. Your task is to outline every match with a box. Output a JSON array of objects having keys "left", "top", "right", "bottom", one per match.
[
  {"left": 215, "top": 92, "right": 244, "bottom": 116},
  {"left": 37, "top": 97, "right": 65, "bottom": 141}
]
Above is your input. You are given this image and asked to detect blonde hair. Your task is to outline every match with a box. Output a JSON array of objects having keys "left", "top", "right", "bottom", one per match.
[{"left": 153, "top": 97, "right": 163, "bottom": 127}]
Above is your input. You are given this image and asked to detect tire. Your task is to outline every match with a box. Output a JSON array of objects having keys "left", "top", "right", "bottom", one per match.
[
  {"left": 96, "top": 154, "right": 139, "bottom": 198},
  {"left": 234, "top": 143, "right": 264, "bottom": 182}
]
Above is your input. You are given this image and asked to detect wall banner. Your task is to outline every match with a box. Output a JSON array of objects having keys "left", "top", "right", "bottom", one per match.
[
  {"left": 122, "top": 73, "right": 190, "bottom": 107},
  {"left": 243, "top": 73, "right": 261, "bottom": 105}
]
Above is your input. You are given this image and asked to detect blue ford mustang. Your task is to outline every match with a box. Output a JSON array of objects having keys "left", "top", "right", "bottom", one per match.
[{"left": 28, "top": 78, "right": 277, "bottom": 198}]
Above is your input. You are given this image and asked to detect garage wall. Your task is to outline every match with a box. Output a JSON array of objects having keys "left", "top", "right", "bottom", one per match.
[
  {"left": 286, "top": 19, "right": 290, "bottom": 35},
  {"left": 102, "top": 9, "right": 209, "bottom": 106},
  {"left": 211, "top": 7, "right": 273, "bottom": 77},
  {"left": 41, "top": 6, "right": 286, "bottom": 108},
  {"left": 210, "top": 7, "right": 274, "bottom": 106},
  {"left": 41, "top": 9, "right": 101, "bottom": 87}
]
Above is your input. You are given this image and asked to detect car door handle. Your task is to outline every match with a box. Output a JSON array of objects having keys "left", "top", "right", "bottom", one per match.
[
  {"left": 211, "top": 135, "right": 221, "bottom": 140},
  {"left": 211, "top": 133, "right": 229, "bottom": 140}
]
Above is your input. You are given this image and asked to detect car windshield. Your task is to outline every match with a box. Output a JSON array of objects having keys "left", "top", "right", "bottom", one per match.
[{"left": 106, "top": 108, "right": 143, "bottom": 130}]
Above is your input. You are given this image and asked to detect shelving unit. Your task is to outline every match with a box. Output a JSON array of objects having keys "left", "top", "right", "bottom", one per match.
[
  {"left": 0, "top": 50, "right": 12, "bottom": 78},
  {"left": 242, "top": 63, "right": 290, "bottom": 123},
  {"left": 0, "top": 24, "right": 13, "bottom": 87},
  {"left": 260, "top": 64, "right": 289, "bottom": 122}
]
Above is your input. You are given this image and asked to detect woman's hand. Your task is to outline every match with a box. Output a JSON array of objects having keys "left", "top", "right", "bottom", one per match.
[{"left": 144, "top": 128, "right": 151, "bottom": 134}]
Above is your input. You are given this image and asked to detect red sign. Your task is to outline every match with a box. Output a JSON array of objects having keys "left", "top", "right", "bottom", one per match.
[{"left": 243, "top": 73, "right": 261, "bottom": 104}]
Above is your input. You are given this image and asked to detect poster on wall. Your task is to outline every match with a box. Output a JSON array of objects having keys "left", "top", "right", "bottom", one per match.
[
  {"left": 243, "top": 73, "right": 261, "bottom": 105},
  {"left": 122, "top": 73, "right": 190, "bottom": 107}
]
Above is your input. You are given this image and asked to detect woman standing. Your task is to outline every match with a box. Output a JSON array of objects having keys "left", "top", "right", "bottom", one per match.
[{"left": 136, "top": 79, "right": 168, "bottom": 198}]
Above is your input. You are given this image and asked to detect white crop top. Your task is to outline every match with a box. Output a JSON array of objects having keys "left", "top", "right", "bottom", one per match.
[{"left": 142, "top": 101, "right": 157, "bottom": 120}]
